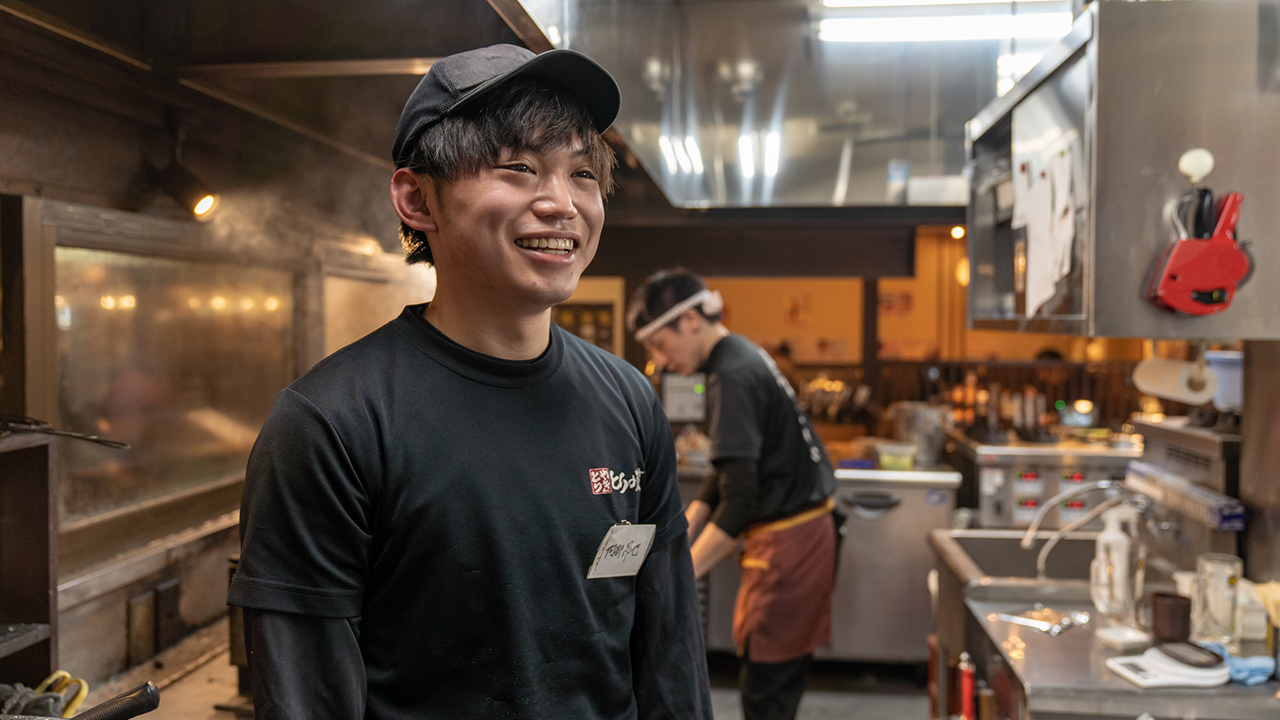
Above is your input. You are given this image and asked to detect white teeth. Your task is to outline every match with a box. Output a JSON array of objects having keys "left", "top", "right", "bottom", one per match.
[{"left": 516, "top": 238, "right": 574, "bottom": 252}]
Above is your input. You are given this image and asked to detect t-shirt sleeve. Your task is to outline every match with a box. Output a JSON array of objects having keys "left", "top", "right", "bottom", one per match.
[
  {"left": 639, "top": 392, "right": 688, "bottom": 549},
  {"left": 706, "top": 369, "right": 766, "bottom": 462},
  {"left": 245, "top": 610, "right": 367, "bottom": 719},
  {"left": 630, "top": 532, "right": 713, "bottom": 719},
  {"left": 229, "top": 387, "right": 372, "bottom": 618}
]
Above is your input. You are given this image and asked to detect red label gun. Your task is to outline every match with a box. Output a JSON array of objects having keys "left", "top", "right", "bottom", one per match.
[{"left": 1148, "top": 192, "right": 1252, "bottom": 315}]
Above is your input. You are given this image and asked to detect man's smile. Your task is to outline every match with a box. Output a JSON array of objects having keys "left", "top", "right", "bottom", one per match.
[{"left": 514, "top": 236, "right": 579, "bottom": 256}]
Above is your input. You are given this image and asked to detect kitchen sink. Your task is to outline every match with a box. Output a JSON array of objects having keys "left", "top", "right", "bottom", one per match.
[
  {"left": 931, "top": 529, "right": 1174, "bottom": 603},
  {"left": 952, "top": 532, "right": 1095, "bottom": 580},
  {"left": 932, "top": 529, "right": 1098, "bottom": 603}
]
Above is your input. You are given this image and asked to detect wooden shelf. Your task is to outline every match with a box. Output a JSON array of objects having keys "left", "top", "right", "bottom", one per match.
[
  {"left": 0, "top": 624, "right": 49, "bottom": 661},
  {"left": 0, "top": 435, "right": 57, "bottom": 683}
]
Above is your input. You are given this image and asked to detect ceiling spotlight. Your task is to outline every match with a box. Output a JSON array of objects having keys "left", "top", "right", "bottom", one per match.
[
  {"left": 160, "top": 111, "right": 220, "bottom": 218},
  {"left": 160, "top": 162, "right": 219, "bottom": 218},
  {"left": 951, "top": 225, "right": 966, "bottom": 239}
]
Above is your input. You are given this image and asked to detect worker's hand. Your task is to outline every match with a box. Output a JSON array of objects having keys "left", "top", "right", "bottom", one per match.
[
  {"left": 685, "top": 500, "right": 711, "bottom": 541},
  {"left": 690, "top": 523, "right": 738, "bottom": 580}
]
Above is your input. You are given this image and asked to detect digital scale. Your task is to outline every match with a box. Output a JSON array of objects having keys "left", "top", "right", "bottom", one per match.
[{"left": 1106, "top": 645, "right": 1230, "bottom": 688}]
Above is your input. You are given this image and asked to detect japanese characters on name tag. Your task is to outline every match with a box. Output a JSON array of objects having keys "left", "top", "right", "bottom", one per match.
[{"left": 587, "top": 523, "right": 656, "bottom": 579}]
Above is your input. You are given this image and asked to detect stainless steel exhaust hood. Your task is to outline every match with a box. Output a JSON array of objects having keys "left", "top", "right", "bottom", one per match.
[{"left": 516, "top": 0, "right": 1074, "bottom": 208}]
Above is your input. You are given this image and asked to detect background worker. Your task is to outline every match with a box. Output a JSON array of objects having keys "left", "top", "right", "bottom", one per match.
[{"left": 628, "top": 268, "right": 839, "bottom": 720}]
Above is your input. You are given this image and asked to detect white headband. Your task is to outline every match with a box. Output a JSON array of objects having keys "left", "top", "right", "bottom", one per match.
[{"left": 634, "top": 289, "right": 724, "bottom": 343}]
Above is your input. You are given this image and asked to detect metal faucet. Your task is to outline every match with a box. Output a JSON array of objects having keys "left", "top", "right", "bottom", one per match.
[
  {"left": 1018, "top": 480, "right": 1121, "bottom": 550},
  {"left": 1023, "top": 483, "right": 1153, "bottom": 581}
]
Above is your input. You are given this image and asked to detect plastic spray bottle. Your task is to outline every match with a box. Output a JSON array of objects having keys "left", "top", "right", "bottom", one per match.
[{"left": 1091, "top": 504, "right": 1141, "bottom": 626}]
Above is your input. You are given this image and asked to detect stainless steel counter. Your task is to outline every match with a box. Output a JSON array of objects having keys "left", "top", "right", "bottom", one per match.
[
  {"left": 950, "top": 430, "right": 1144, "bottom": 460},
  {"left": 688, "top": 465, "right": 960, "bottom": 661},
  {"left": 834, "top": 467, "right": 962, "bottom": 485},
  {"left": 967, "top": 598, "right": 1280, "bottom": 719}
]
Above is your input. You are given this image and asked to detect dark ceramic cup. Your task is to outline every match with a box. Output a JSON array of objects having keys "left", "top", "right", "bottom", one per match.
[{"left": 1151, "top": 592, "right": 1193, "bottom": 643}]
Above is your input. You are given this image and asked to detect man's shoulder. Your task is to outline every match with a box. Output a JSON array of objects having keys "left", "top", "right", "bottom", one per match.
[
  {"left": 288, "top": 315, "right": 418, "bottom": 405},
  {"left": 557, "top": 327, "right": 655, "bottom": 399},
  {"left": 713, "top": 334, "right": 772, "bottom": 377}
]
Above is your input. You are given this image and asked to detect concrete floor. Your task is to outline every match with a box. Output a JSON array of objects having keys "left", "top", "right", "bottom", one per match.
[
  {"left": 143, "top": 651, "right": 929, "bottom": 720},
  {"left": 711, "top": 688, "right": 929, "bottom": 720}
]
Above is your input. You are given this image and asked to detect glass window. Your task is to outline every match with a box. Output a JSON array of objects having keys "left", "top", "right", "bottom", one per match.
[
  {"left": 55, "top": 248, "right": 294, "bottom": 522},
  {"left": 322, "top": 267, "right": 435, "bottom": 357}
]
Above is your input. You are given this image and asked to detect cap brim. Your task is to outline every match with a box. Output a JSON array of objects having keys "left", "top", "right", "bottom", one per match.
[{"left": 448, "top": 49, "right": 620, "bottom": 134}]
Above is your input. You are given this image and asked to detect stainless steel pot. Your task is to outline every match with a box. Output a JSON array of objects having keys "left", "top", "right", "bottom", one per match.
[{"left": 891, "top": 401, "right": 951, "bottom": 469}]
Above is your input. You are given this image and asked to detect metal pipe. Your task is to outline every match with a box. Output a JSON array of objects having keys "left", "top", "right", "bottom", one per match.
[
  {"left": 1035, "top": 495, "right": 1125, "bottom": 580},
  {"left": 1019, "top": 480, "right": 1119, "bottom": 550}
]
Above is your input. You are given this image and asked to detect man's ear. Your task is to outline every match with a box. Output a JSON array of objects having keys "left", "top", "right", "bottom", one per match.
[{"left": 390, "top": 169, "right": 439, "bottom": 233}]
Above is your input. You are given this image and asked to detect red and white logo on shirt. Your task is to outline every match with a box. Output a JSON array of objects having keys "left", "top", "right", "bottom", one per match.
[
  {"left": 589, "top": 467, "right": 644, "bottom": 495},
  {"left": 589, "top": 468, "right": 613, "bottom": 495}
]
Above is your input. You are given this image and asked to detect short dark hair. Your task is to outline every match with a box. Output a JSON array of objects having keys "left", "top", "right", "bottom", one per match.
[
  {"left": 626, "top": 268, "right": 722, "bottom": 335},
  {"left": 398, "top": 77, "right": 616, "bottom": 265}
]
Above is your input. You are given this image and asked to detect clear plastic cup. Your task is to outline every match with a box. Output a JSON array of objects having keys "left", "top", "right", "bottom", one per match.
[{"left": 1194, "top": 553, "right": 1243, "bottom": 648}]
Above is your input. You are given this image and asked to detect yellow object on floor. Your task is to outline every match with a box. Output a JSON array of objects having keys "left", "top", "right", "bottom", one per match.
[{"left": 33, "top": 670, "right": 89, "bottom": 717}]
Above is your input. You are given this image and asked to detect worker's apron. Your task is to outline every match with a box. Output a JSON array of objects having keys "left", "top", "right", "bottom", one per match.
[{"left": 733, "top": 497, "right": 837, "bottom": 664}]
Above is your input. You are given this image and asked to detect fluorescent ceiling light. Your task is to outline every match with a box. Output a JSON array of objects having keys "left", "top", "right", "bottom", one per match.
[
  {"left": 672, "top": 139, "right": 694, "bottom": 174},
  {"left": 764, "top": 133, "right": 781, "bottom": 178},
  {"left": 738, "top": 135, "right": 756, "bottom": 179},
  {"left": 684, "top": 137, "right": 705, "bottom": 175},
  {"left": 824, "top": 0, "right": 1058, "bottom": 7},
  {"left": 819, "top": 13, "right": 1073, "bottom": 42},
  {"left": 997, "top": 52, "right": 1043, "bottom": 76},
  {"left": 658, "top": 135, "right": 678, "bottom": 174}
]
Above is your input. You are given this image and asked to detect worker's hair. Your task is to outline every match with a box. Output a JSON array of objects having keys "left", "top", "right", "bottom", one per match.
[
  {"left": 626, "top": 268, "right": 722, "bottom": 334},
  {"left": 398, "top": 77, "right": 616, "bottom": 266}
]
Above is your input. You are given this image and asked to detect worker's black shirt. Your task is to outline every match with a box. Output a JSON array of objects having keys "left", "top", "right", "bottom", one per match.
[
  {"left": 229, "top": 304, "right": 708, "bottom": 720},
  {"left": 699, "top": 334, "right": 835, "bottom": 536}
]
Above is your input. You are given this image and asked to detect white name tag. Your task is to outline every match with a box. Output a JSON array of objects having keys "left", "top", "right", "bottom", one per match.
[{"left": 586, "top": 523, "right": 656, "bottom": 579}]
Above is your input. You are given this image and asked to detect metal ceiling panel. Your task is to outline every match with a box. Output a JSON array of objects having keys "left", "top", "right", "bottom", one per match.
[{"left": 519, "top": 0, "right": 1074, "bottom": 208}]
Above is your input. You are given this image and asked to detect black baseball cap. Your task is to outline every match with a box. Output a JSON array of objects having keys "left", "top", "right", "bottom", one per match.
[{"left": 392, "top": 44, "right": 621, "bottom": 168}]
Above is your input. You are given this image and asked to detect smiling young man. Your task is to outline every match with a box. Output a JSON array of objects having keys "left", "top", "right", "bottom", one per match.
[{"left": 229, "top": 45, "right": 712, "bottom": 719}]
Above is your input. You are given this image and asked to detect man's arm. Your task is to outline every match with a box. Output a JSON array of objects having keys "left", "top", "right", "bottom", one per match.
[
  {"left": 685, "top": 469, "right": 721, "bottom": 540},
  {"left": 245, "top": 610, "right": 366, "bottom": 720},
  {"left": 685, "top": 500, "right": 712, "bottom": 541},
  {"left": 689, "top": 522, "right": 737, "bottom": 579},
  {"left": 690, "top": 457, "right": 760, "bottom": 578},
  {"left": 631, "top": 532, "right": 713, "bottom": 720}
]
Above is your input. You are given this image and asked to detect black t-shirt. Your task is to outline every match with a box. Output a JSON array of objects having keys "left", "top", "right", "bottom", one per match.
[
  {"left": 703, "top": 334, "right": 835, "bottom": 526},
  {"left": 229, "top": 304, "right": 692, "bottom": 719}
]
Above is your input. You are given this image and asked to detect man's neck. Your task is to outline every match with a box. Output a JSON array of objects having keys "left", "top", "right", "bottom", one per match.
[
  {"left": 698, "top": 323, "right": 731, "bottom": 366},
  {"left": 423, "top": 291, "right": 552, "bottom": 361}
]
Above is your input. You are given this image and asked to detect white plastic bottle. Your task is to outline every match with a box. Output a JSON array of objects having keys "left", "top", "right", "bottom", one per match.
[{"left": 1091, "top": 505, "right": 1137, "bottom": 626}]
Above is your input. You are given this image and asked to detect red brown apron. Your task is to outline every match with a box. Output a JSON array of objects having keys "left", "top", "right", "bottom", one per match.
[{"left": 732, "top": 498, "right": 837, "bottom": 664}]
